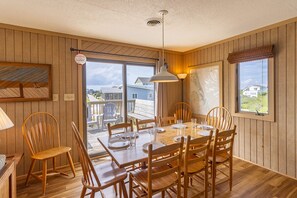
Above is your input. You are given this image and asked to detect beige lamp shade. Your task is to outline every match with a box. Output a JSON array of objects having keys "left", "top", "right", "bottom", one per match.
[
  {"left": 150, "top": 66, "right": 179, "bottom": 83},
  {"left": 177, "top": 73, "right": 187, "bottom": 80},
  {"left": 0, "top": 107, "right": 14, "bottom": 130}
]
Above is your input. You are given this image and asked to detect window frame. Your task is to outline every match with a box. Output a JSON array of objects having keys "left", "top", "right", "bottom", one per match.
[{"left": 231, "top": 57, "right": 275, "bottom": 122}]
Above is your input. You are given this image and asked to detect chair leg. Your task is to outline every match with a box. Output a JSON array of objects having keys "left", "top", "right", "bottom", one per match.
[
  {"left": 25, "top": 159, "right": 36, "bottom": 186},
  {"left": 129, "top": 174, "right": 133, "bottom": 198},
  {"left": 120, "top": 180, "right": 128, "bottom": 198},
  {"left": 42, "top": 159, "right": 48, "bottom": 195},
  {"left": 229, "top": 158, "right": 233, "bottom": 191},
  {"left": 114, "top": 184, "right": 118, "bottom": 196},
  {"left": 212, "top": 163, "right": 216, "bottom": 198},
  {"left": 177, "top": 176, "right": 181, "bottom": 198},
  {"left": 205, "top": 166, "right": 208, "bottom": 198},
  {"left": 53, "top": 157, "right": 56, "bottom": 171},
  {"left": 183, "top": 174, "right": 188, "bottom": 198},
  {"left": 80, "top": 186, "right": 87, "bottom": 198},
  {"left": 66, "top": 152, "right": 76, "bottom": 177},
  {"left": 119, "top": 182, "right": 122, "bottom": 198},
  {"left": 90, "top": 190, "right": 95, "bottom": 198},
  {"left": 162, "top": 191, "right": 165, "bottom": 198}
]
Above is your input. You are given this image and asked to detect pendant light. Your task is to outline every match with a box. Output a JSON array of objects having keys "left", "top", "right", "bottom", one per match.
[{"left": 150, "top": 10, "right": 178, "bottom": 83}]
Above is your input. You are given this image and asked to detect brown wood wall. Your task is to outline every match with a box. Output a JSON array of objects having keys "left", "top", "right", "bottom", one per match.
[
  {"left": 0, "top": 24, "right": 182, "bottom": 177},
  {"left": 1, "top": 17, "right": 296, "bottom": 180},
  {"left": 0, "top": 27, "right": 79, "bottom": 177},
  {"left": 163, "top": 52, "right": 184, "bottom": 116},
  {"left": 184, "top": 20, "right": 297, "bottom": 178}
]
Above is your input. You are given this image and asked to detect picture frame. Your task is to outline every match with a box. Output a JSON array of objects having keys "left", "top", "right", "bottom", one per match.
[
  {"left": 189, "top": 61, "right": 223, "bottom": 117},
  {"left": 0, "top": 62, "right": 52, "bottom": 102}
]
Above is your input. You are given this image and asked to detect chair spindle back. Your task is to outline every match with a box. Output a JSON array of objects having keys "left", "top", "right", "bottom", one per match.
[
  {"left": 71, "top": 122, "right": 100, "bottom": 188},
  {"left": 206, "top": 107, "right": 232, "bottom": 131},
  {"left": 22, "top": 112, "right": 60, "bottom": 155},
  {"left": 174, "top": 102, "right": 192, "bottom": 122}
]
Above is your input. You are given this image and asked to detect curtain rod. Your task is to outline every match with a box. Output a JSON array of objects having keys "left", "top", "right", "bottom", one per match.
[{"left": 70, "top": 47, "right": 159, "bottom": 61}]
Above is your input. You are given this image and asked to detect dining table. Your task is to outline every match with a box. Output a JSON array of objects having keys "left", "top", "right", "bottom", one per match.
[{"left": 97, "top": 122, "right": 212, "bottom": 168}]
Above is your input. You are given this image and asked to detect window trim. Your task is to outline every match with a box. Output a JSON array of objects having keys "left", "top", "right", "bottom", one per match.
[{"left": 231, "top": 57, "right": 275, "bottom": 122}]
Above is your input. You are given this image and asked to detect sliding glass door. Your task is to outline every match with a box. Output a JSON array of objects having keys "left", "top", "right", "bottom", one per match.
[{"left": 84, "top": 60, "right": 155, "bottom": 155}]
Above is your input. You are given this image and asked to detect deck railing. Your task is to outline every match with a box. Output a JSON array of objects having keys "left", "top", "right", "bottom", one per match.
[{"left": 87, "top": 99, "right": 135, "bottom": 121}]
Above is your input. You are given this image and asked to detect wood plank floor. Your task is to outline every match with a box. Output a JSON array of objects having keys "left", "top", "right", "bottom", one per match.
[{"left": 17, "top": 157, "right": 297, "bottom": 198}]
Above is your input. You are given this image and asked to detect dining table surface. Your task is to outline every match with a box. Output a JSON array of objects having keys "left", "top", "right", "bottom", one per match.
[{"left": 97, "top": 122, "right": 210, "bottom": 168}]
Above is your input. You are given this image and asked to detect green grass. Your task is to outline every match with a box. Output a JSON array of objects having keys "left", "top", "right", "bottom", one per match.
[{"left": 240, "top": 92, "right": 268, "bottom": 114}]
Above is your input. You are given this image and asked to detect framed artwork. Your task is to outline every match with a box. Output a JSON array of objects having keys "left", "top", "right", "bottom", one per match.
[
  {"left": 189, "top": 61, "right": 223, "bottom": 116},
  {"left": 0, "top": 62, "right": 52, "bottom": 102}
]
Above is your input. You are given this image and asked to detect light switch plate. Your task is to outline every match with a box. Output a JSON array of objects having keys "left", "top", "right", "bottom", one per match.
[
  {"left": 64, "top": 94, "right": 75, "bottom": 101},
  {"left": 53, "top": 94, "right": 59, "bottom": 102}
]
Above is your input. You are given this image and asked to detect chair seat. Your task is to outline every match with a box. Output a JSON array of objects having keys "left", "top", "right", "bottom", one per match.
[
  {"left": 185, "top": 161, "right": 206, "bottom": 174},
  {"left": 131, "top": 165, "right": 178, "bottom": 191},
  {"left": 32, "top": 146, "right": 71, "bottom": 160},
  {"left": 209, "top": 151, "right": 230, "bottom": 163},
  {"left": 91, "top": 161, "right": 127, "bottom": 189}
]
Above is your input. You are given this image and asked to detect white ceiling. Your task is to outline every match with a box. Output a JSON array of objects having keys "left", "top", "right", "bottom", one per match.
[{"left": 0, "top": 0, "right": 297, "bottom": 52}]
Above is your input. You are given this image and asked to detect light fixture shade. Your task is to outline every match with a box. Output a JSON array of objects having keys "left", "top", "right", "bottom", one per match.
[
  {"left": 150, "top": 66, "right": 179, "bottom": 83},
  {"left": 74, "top": 53, "right": 87, "bottom": 65},
  {"left": 177, "top": 73, "right": 187, "bottom": 80},
  {"left": 0, "top": 108, "right": 14, "bottom": 131}
]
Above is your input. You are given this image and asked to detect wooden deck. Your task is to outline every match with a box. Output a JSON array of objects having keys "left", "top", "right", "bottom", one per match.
[{"left": 17, "top": 157, "right": 297, "bottom": 198}]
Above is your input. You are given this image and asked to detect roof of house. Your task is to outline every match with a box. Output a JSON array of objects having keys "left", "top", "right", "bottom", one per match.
[
  {"left": 135, "top": 77, "right": 153, "bottom": 85},
  {"left": 128, "top": 84, "right": 154, "bottom": 90},
  {"left": 101, "top": 86, "right": 122, "bottom": 94}
]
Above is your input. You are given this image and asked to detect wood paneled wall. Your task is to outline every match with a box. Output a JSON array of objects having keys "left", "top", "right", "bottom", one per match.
[
  {"left": 184, "top": 19, "right": 297, "bottom": 178},
  {"left": 0, "top": 24, "right": 183, "bottom": 178},
  {"left": 163, "top": 52, "right": 184, "bottom": 116},
  {"left": 0, "top": 27, "right": 79, "bottom": 177}
]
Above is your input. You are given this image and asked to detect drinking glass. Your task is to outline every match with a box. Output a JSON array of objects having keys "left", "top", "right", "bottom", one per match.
[
  {"left": 129, "top": 131, "right": 137, "bottom": 148},
  {"left": 149, "top": 128, "right": 156, "bottom": 142},
  {"left": 176, "top": 119, "right": 183, "bottom": 124},
  {"left": 191, "top": 118, "right": 197, "bottom": 132},
  {"left": 176, "top": 120, "right": 183, "bottom": 136}
]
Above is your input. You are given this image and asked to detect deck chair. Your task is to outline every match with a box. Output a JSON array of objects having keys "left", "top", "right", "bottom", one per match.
[{"left": 102, "top": 103, "right": 118, "bottom": 129}]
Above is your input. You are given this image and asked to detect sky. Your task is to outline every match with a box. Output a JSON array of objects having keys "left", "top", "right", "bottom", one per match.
[
  {"left": 239, "top": 59, "right": 268, "bottom": 90},
  {"left": 86, "top": 61, "right": 154, "bottom": 90}
]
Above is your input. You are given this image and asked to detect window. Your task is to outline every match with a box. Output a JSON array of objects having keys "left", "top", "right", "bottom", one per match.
[
  {"left": 85, "top": 61, "right": 155, "bottom": 155},
  {"left": 238, "top": 59, "right": 268, "bottom": 114},
  {"left": 232, "top": 57, "right": 274, "bottom": 121},
  {"left": 148, "top": 93, "right": 153, "bottom": 100},
  {"left": 132, "top": 93, "right": 138, "bottom": 99},
  {"left": 228, "top": 45, "right": 275, "bottom": 122}
]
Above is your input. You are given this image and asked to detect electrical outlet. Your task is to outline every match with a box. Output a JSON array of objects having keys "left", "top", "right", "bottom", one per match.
[
  {"left": 53, "top": 94, "right": 59, "bottom": 101},
  {"left": 64, "top": 94, "right": 75, "bottom": 101}
]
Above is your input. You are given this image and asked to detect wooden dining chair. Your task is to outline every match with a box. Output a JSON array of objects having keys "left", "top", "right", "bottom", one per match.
[
  {"left": 174, "top": 102, "right": 192, "bottom": 122},
  {"left": 22, "top": 112, "right": 76, "bottom": 195},
  {"left": 183, "top": 132, "right": 214, "bottom": 198},
  {"left": 71, "top": 122, "right": 128, "bottom": 198},
  {"left": 205, "top": 107, "right": 233, "bottom": 131},
  {"left": 159, "top": 115, "right": 176, "bottom": 126},
  {"left": 209, "top": 126, "right": 236, "bottom": 198},
  {"left": 107, "top": 120, "right": 133, "bottom": 136},
  {"left": 136, "top": 116, "right": 157, "bottom": 131},
  {"left": 129, "top": 137, "right": 184, "bottom": 198}
]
